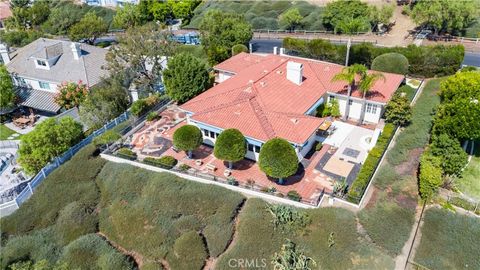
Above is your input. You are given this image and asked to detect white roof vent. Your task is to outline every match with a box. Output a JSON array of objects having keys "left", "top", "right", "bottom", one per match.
[
  {"left": 290, "top": 118, "right": 299, "bottom": 124},
  {"left": 287, "top": 61, "right": 303, "bottom": 85}
]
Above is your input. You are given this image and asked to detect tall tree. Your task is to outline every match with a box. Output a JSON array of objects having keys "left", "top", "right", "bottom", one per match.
[
  {"left": 322, "top": 0, "right": 372, "bottom": 33},
  {"left": 199, "top": 9, "right": 253, "bottom": 64},
  {"left": 214, "top": 129, "right": 247, "bottom": 169},
  {"left": 69, "top": 12, "right": 108, "bottom": 45},
  {"left": 331, "top": 64, "right": 368, "bottom": 121},
  {"left": 357, "top": 72, "right": 385, "bottom": 124},
  {"left": 79, "top": 76, "right": 129, "bottom": 129},
  {"left": 18, "top": 117, "right": 84, "bottom": 174},
  {"left": 430, "top": 134, "right": 468, "bottom": 177},
  {"left": 106, "top": 24, "right": 177, "bottom": 94},
  {"left": 163, "top": 53, "right": 210, "bottom": 103},
  {"left": 0, "top": 65, "right": 16, "bottom": 112},
  {"left": 112, "top": 3, "right": 143, "bottom": 29},
  {"left": 259, "top": 138, "right": 298, "bottom": 184},
  {"left": 433, "top": 71, "right": 480, "bottom": 141},
  {"left": 411, "top": 0, "right": 477, "bottom": 35},
  {"left": 278, "top": 8, "right": 303, "bottom": 32}
]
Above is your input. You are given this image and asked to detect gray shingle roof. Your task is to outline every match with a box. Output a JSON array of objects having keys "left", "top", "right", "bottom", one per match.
[
  {"left": 16, "top": 88, "right": 61, "bottom": 113},
  {"left": 6, "top": 38, "right": 110, "bottom": 87}
]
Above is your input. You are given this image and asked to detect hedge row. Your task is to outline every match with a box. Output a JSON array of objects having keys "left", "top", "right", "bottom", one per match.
[
  {"left": 143, "top": 156, "right": 178, "bottom": 169},
  {"left": 283, "top": 38, "right": 464, "bottom": 77},
  {"left": 117, "top": 148, "right": 137, "bottom": 160},
  {"left": 347, "top": 123, "right": 396, "bottom": 202}
]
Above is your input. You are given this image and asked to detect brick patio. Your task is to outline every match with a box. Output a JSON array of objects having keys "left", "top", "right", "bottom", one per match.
[{"left": 128, "top": 106, "right": 367, "bottom": 202}]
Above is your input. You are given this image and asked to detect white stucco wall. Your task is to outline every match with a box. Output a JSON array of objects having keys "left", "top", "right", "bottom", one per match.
[{"left": 328, "top": 94, "right": 384, "bottom": 124}]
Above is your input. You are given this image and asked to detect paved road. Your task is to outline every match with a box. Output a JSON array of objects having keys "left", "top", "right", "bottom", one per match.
[{"left": 463, "top": 52, "right": 480, "bottom": 67}]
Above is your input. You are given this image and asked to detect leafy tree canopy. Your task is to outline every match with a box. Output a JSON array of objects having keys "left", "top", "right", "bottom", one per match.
[
  {"left": 278, "top": 8, "right": 303, "bottom": 31},
  {"left": 433, "top": 71, "right": 480, "bottom": 140},
  {"left": 371, "top": 53, "right": 409, "bottom": 75},
  {"left": 69, "top": 12, "right": 108, "bottom": 45},
  {"left": 18, "top": 117, "right": 84, "bottom": 175},
  {"left": 173, "top": 124, "right": 203, "bottom": 153},
  {"left": 0, "top": 65, "right": 16, "bottom": 111},
  {"left": 106, "top": 24, "right": 177, "bottom": 94},
  {"left": 385, "top": 92, "right": 412, "bottom": 127},
  {"left": 112, "top": 3, "right": 143, "bottom": 29},
  {"left": 259, "top": 138, "right": 298, "bottom": 180},
  {"left": 411, "top": 0, "right": 477, "bottom": 35},
  {"left": 430, "top": 133, "right": 468, "bottom": 176},
  {"left": 214, "top": 129, "right": 247, "bottom": 166},
  {"left": 79, "top": 76, "right": 129, "bottom": 129},
  {"left": 199, "top": 9, "right": 253, "bottom": 64},
  {"left": 322, "top": 0, "right": 374, "bottom": 34},
  {"left": 231, "top": 44, "right": 248, "bottom": 56},
  {"left": 163, "top": 52, "right": 210, "bottom": 103}
]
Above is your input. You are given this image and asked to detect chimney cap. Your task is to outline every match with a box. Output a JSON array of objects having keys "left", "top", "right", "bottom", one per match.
[{"left": 287, "top": 61, "right": 303, "bottom": 69}]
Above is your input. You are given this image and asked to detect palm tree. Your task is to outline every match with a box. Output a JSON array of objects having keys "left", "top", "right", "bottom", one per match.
[
  {"left": 357, "top": 72, "right": 385, "bottom": 124},
  {"left": 331, "top": 64, "right": 367, "bottom": 121}
]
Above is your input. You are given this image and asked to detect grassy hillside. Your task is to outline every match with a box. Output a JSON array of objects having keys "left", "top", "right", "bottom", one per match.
[{"left": 187, "top": 0, "right": 325, "bottom": 30}]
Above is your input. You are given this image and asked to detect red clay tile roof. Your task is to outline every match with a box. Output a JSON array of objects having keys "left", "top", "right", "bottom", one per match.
[
  {"left": 213, "top": 52, "right": 269, "bottom": 74},
  {"left": 182, "top": 53, "right": 404, "bottom": 144},
  {"left": 0, "top": 2, "right": 12, "bottom": 20}
]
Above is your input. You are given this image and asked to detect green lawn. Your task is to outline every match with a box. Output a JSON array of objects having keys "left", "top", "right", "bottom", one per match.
[
  {"left": 216, "top": 199, "right": 394, "bottom": 270},
  {"left": 414, "top": 208, "right": 480, "bottom": 269},
  {"left": 0, "top": 124, "right": 20, "bottom": 140},
  {"left": 456, "top": 141, "right": 480, "bottom": 200}
]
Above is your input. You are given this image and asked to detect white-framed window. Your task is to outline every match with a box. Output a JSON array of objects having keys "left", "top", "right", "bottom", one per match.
[
  {"left": 202, "top": 129, "right": 208, "bottom": 137},
  {"left": 39, "top": 81, "right": 50, "bottom": 90},
  {"left": 248, "top": 144, "right": 261, "bottom": 153},
  {"left": 329, "top": 95, "right": 335, "bottom": 101},
  {"left": 366, "top": 103, "right": 377, "bottom": 114},
  {"left": 348, "top": 100, "right": 353, "bottom": 105},
  {"left": 37, "top": 60, "right": 47, "bottom": 66}
]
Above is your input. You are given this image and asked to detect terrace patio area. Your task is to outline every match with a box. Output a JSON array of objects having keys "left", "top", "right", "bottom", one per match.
[{"left": 126, "top": 105, "right": 379, "bottom": 203}]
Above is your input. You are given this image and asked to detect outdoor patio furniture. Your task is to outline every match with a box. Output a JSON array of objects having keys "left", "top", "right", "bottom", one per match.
[
  {"left": 205, "top": 163, "right": 217, "bottom": 172},
  {"left": 223, "top": 169, "right": 231, "bottom": 177}
]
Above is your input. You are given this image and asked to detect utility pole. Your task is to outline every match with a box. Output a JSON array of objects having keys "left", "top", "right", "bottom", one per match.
[{"left": 345, "top": 38, "right": 351, "bottom": 66}]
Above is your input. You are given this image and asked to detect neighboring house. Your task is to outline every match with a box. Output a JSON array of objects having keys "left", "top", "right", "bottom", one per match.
[
  {"left": 1, "top": 38, "right": 109, "bottom": 114},
  {"left": 0, "top": 2, "right": 12, "bottom": 30},
  {"left": 181, "top": 52, "right": 403, "bottom": 161},
  {"left": 83, "top": 0, "right": 139, "bottom": 7}
]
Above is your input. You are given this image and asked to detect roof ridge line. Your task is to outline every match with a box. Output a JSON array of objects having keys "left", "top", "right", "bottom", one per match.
[{"left": 249, "top": 97, "right": 276, "bottom": 139}]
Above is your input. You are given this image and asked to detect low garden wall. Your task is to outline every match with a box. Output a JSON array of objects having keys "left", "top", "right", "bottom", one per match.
[{"left": 100, "top": 153, "right": 318, "bottom": 209}]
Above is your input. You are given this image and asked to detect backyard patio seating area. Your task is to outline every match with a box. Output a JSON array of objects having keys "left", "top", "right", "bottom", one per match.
[{"left": 116, "top": 107, "right": 383, "bottom": 204}]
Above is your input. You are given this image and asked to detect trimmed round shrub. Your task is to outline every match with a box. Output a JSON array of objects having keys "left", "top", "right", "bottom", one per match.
[
  {"left": 61, "top": 234, "right": 133, "bottom": 270},
  {"left": 146, "top": 111, "right": 160, "bottom": 122},
  {"left": 371, "top": 53, "right": 409, "bottom": 75},
  {"left": 259, "top": 138, "right": 298, "bottom": 180},
  {"left": 173, "top": 125, "right": 203, "bottom": 153},
  {"left": 214, "top": 128, "right": 247, "bottom": 167},
  {"left": 166, "top": 231, "right": 207, "bottom": 270},
  {"left": 55, "top": 201, "right": 98, "bottom": 246},
  {"left": 231, "top": 44, "right": 249, "bottom": 55}
]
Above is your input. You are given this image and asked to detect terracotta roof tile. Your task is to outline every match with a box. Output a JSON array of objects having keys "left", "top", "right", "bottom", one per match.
[{"left": 182, "top": 53, "right": 404, "bottom": 144}]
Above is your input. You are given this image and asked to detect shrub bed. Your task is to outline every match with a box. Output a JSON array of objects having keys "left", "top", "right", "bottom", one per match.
[
  {"left": 347, "top": 123, "right": 396, "bottom": 202},
  {"left": 287, "top": 190, "right": 302, "bottom": 202},
  {"left": 143, "top": 156, "right": 178, "bottom": 169},
  {"left": 283, "top": 38, "right": 464, "bottom": 77},
  {"left": 117, "top": 148, "right": 137, "bottom": 160}
]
